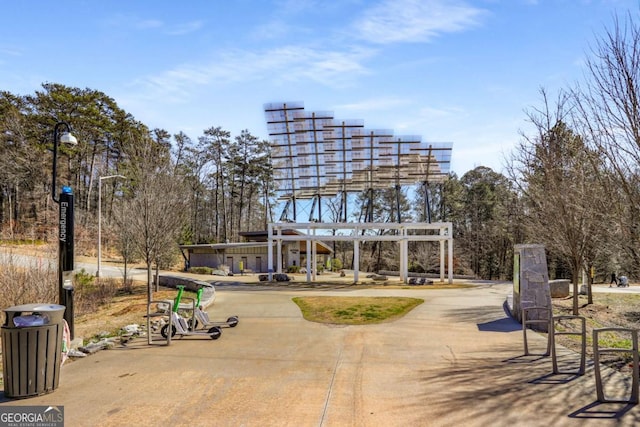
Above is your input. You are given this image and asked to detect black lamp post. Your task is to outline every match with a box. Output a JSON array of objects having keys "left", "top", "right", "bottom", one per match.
[{"left": 51, "top": 121, "right": 78, "bottom": 339}]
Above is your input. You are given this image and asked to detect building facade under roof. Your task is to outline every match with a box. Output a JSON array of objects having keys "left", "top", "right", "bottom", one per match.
[{"left": 179, "top": 230, "right": 333, "bottom": 274}]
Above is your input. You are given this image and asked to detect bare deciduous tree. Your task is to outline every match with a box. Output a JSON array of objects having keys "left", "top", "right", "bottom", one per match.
[
  {"left": 118, "top": 134, "right": 188, "bottom": 303},
  {"left": 573, "top": 12, "right": 640, "bottom": 278},
  {"left": 509, "top": 89, "right": 609, "bottom": 314}
]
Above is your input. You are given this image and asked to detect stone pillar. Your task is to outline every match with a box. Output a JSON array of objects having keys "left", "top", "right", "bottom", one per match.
[{"left": 513, "top": 244, "right": 552, "bottom": 331}]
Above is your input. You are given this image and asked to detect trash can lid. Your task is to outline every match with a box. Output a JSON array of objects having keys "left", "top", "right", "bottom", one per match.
[{"left": 3, "top": 303, "right": 65, "bottom": 313}]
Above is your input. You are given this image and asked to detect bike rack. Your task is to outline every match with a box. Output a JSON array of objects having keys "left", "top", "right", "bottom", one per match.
[
  {"left": 147, "top": 300, "right": 173, "bottom": 346},
  {"left": 522, "top": 306, "right": 551, "bottom": 356},
  {"left": 593, "top": 328, "right": 639, "bottom": 403},
  {"left": 550, "top": 315, "right": 586, "bottom": 375}
]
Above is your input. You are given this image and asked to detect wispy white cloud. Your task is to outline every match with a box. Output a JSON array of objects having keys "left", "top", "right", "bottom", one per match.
[
  {"left": 398, "top": 105, "right": 465, "bottom": 128},
  {"left": 0, "top": 46, "right": 21, "bottom": 56},
  {"left": 251, "top": 20, "right": 290, "bottom": 40},
  {"left": 125, "top": 45, "right": 376, "bottom": 103},
  {"left": 102, "top": 14, "right": 164, "bottom": 31},
  {"left": 419, "top": 105, "right": 464, "bottom": 119},
  {"left": 135, "top": 19, "right": 164, "bottom": 30},
  {"left": 389, "top": 104, "right": 467, "bottom": 137},
  {"left": 274, "top": 0, "right": 322, "bottom": 14},
  {"left": 221, "top": 45, "right": 374, "bottom": 87},
  {"left": 167, "top": 20, "right": 204, "bottom": 36},
  {"left": 252, "top": 0, "right": 359, "bottom": 41},
  {"left": 334, "top": 97, "right": 412, "bottom": 112},
  {"left": 353, "top": 0, "right": 487, "bottom": 44},
  {"left": 103, "top": 15, "right": 202, "bottom": 35}
]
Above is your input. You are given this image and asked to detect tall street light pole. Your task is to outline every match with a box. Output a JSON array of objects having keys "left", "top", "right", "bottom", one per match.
[
  {"left": 97, "top": 174, "right": 125, "bottom": 278},
  {"left": 51, "top": 121, "right": 78, "bottom": 338}
]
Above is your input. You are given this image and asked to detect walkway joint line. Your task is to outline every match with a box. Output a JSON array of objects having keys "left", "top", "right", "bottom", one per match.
[{"left": 319, "top": 346, "right": 343, "bottom": 427}]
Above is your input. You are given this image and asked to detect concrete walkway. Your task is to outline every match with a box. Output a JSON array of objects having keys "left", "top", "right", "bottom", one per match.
[{"left": 2, "top": 282, "right": 640, "bottom": 426}]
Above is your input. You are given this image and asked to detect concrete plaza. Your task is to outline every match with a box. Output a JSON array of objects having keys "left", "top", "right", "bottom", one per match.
[{"left": 2, "top": 281, "right": 640, "bottom": 426}]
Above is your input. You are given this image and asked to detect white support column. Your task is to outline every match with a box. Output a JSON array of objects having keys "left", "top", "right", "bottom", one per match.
[
  {"left": 440, "top": 240, "right": 445, "bottom": 283},
  {"left": 353, "top": 238, "right": 359, "bottom": 284},
  {"left": 448, "top": 237, "right": 453, "bottom": 284},
  {"left": 440, "top": 227, "right": 445, "bottom": 283},
  {"left": 398, "top": 240, "right": 403, "bottom": 282},
  {"left": 268, "top": 224, "right": 273, "bottom": 281},
  {"left": 306, "top": 239, "right": 312, "bottom": 283},
  {"left": 277, "top": 238, "right": 283, "bottom": 274},
  {"left": 403, "top": 237, "right": 409, "bottom": 284},
  {"left": 398, "top": 241, "right": 403, "bottom": 282},
  {"left": 312, "top": 227, "right": 317, "bottom": 281}
]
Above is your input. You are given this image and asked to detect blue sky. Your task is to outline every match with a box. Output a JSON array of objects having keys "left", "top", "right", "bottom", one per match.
[{"left": 0, "top": 0, "right": 636, "bottom": 176}]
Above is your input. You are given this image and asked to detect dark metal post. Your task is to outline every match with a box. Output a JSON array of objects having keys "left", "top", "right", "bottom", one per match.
[
  {"left": 395, "top": 184, "right": 401, "bottom": 224},
  {"left": 59, "top": 187, "right": 75, "bottom": 338},
  {"left": 51, "top": 122, "right": 77, "bottom": 339},
  {"left": 423, "top": 181, "right": 431, "bottom": 223}
]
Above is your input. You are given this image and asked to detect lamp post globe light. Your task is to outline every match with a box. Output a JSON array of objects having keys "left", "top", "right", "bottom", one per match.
[
  {"left": 51, "top": 123, "right": 77, "bottom": 203},
  {"left": 51, "top": 122, "right": 78, "bottom": 339},
  {"left": 97, "top": 174, "right": 125, "bottom": 278}
]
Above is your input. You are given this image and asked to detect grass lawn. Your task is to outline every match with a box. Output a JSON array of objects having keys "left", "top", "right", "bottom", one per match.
[{"left": 292, "top": 296, "right": 424, "bottom": 325}]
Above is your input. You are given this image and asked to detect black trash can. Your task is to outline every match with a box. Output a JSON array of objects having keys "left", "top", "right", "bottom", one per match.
[{"left": 2, "top": 303, "right": 65, "bottom": 398}]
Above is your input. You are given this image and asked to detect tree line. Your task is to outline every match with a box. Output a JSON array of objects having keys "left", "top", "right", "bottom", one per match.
[
  {"left": 0, "top": 83, "right": 273, "bottom": 294},
  {"left": 0, "top": 84, "right": 272, "bottom": 244}
]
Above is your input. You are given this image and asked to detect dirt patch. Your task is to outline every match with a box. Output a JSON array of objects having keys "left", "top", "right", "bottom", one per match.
[
  {"left": 552, "top": 291, "right": 640, "bottom": 373},
  {"left": 110, "top": 303, "right": 149, "bottom": 317},
  {"left": 72, "top": 284, "right": 179, "bottom": 342}
]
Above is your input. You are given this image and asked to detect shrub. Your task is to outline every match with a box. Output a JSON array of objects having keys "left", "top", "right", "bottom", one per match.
[
  {"left": 189, "top": 266, "right": 213, "bottom": 275},
  {"left": 121, "top": 277, "right": 134, "bottom": 295},
  {"left": 408, "top": 262, "right": 425, "bottom": 273},
  {"left": 287, "top": 265, "right": 300, "bottom": 274},
  {"left": 0, "top": 251, "right": 56, "bottom": 308},
  {"left": 74, "top": 274, "right": 118, "bottom": 315},
  {"left": 74, "top": 268, "right": 95, "bottom": 287}
]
